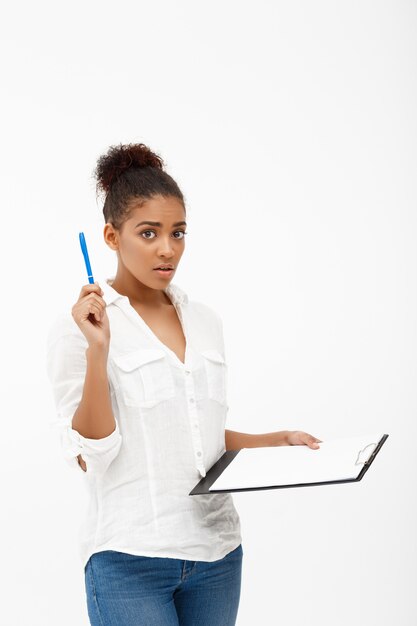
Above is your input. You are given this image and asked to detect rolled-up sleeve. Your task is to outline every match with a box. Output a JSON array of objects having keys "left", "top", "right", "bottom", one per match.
[{"left": 46, "top": 314, "right": 122, "bottom": 476}]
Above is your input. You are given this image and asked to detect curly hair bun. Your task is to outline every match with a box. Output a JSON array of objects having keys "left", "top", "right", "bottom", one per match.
[{"left": 95, "top": 143, "right": 164, "bottom": 194}]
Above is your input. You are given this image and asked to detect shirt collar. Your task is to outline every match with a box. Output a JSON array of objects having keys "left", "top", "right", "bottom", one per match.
[{"left": 99, "top": 276, "right": 189, "bottom": 307}]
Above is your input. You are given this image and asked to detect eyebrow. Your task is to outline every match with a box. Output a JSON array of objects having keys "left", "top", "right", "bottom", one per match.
[{"left": 134, "top": 221, "right": 187, "bottom": 228}]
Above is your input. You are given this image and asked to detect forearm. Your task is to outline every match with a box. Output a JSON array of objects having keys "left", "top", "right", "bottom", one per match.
[
  {"left": 225, "top": 429, "right": 290, "bottom": 450},
  {"left": 71, "top": 344, "right": 116, "bottom": 439}
]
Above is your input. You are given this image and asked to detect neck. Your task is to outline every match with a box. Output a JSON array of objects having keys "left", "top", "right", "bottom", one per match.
[{"left": 110, "top": 271, "right": 170, "bottom": 307}]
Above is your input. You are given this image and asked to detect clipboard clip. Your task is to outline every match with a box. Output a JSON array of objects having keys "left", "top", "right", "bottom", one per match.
[{"left": 355, "top": 442, "right": 377, "bottom": 466}]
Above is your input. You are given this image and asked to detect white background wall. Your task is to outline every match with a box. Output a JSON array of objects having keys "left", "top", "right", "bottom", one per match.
[{"left": 1, "top": 1, "right": 416, "bottom": 624}]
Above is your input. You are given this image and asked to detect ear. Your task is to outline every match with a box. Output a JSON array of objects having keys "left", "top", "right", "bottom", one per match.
[{"left": 103, "top": 222, "right": 119, "bottom": 251}]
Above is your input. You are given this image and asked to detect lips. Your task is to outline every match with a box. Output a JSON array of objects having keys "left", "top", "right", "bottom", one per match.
[{"left": 154, "top": 265, "right": 174, "bottom": 270}]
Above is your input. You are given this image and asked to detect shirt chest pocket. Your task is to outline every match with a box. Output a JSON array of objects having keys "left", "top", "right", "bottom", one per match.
[
  {"left": 200, "top": 349, "right": 228, "bottom": 406},
  {"left": 112, "top": 348, "right": 176, "bottom": 409}
]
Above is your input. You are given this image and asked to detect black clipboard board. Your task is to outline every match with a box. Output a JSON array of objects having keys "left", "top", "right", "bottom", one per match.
[{"left": 189, "top": 433, "right": 389, "bottom": 496}]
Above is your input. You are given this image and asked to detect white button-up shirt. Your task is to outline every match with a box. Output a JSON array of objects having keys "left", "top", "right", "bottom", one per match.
[{"left": 46, "top": 276, "right": 242, "bottom": 569}]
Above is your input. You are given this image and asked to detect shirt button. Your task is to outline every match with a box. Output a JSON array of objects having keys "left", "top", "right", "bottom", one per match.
[
  {"left": 189, "top": 398, "right": 195, "bottom": 403},
  {"left": 193, "top": 423, "right": 198, "bottom": 428},
  {"left": 196, "top": 451, "right": 202, "bottom": 457}
]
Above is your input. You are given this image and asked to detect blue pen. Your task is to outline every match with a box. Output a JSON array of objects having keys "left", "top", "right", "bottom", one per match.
[{"left": 79, "top": 232, "right": 95, "bottom": 284}]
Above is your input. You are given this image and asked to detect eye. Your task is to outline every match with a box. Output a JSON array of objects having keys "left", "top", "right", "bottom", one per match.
[
  {"left": 173, "top": 230, "right": 188, "bottom": 239},
  {"left": 140, "top": 229, "right": 188, "bottom": 240},
  {"left": 141, "top": 230, "right": 156, "bottom": 239}
]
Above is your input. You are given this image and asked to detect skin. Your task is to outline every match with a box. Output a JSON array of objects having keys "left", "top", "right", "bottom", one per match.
[
  {"left": 104, "top": 194, "right": 187, "bottom": 308},
  {"left": 103, "top": 194, "right": 188, "bottom": 364}
]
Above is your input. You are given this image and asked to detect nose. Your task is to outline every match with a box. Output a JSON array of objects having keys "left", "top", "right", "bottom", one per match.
[{"left": 157, "top": 236, "right": 175, "bottom": 258}]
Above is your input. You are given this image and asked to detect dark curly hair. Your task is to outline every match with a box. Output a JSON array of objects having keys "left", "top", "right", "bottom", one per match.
[{"left": 94, "top": 143, "right": 186, "bottom": 230}]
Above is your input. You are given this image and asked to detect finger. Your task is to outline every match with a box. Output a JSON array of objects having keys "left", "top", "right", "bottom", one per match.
[
  {"left": 73, "top": 302, "right": 104, "bottom": 322},
  {"left": 85, "top": 293, "right": 106, "bottom": 308},
  {"left": 79, "top": 283, "right": 104, "bottom": 298},
  {"left": 306, "top": 433, "right": 322, "bottom": 442},
  {"left": 305, "top": 434, "right": 320, "bottom": 449},
  {"left": 78, "top": 294, "right": 104, "bottom": 312},
  {"left": 80, "top": 283, "right": 103, "bottom": 294},
  {"left": 85, "top": 302, "right": 102, "bottom": 322}
]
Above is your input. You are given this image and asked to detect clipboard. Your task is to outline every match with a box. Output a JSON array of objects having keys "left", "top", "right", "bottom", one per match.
[{"left": 189, "top": 433, "right": 389, "bottom": 496}]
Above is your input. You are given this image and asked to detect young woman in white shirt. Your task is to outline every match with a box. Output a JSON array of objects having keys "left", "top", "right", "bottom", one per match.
[{"left": 47, "top": 142, "right": 321, "bottom": 626}]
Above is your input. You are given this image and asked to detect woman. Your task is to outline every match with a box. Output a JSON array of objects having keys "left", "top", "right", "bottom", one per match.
[{"left": 46, "top": 142, "right": 322, "bottom": 625}]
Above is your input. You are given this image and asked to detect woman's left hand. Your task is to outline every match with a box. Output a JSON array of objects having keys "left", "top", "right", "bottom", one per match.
[{"left": 286, "top": 430, "right": 323, "bottom": 449}]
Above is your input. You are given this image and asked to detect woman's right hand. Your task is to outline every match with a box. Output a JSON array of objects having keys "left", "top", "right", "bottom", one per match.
[{"left": 71, "top": 282, "right": 110, "bottom": 349}]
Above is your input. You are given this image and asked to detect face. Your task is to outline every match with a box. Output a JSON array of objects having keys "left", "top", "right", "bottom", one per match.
[{"left": 104, "top": 194, "right": 187, "bottom": 291}]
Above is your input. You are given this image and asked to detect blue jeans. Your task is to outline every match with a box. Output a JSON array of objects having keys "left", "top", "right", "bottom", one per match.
[{"left": 84, "top": 544, "right": 243, "bottom": 625}]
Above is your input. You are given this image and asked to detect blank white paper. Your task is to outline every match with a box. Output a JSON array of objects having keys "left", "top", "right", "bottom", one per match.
[{"left": 209, "top": 433, "right": 384, "bottom": 491}]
